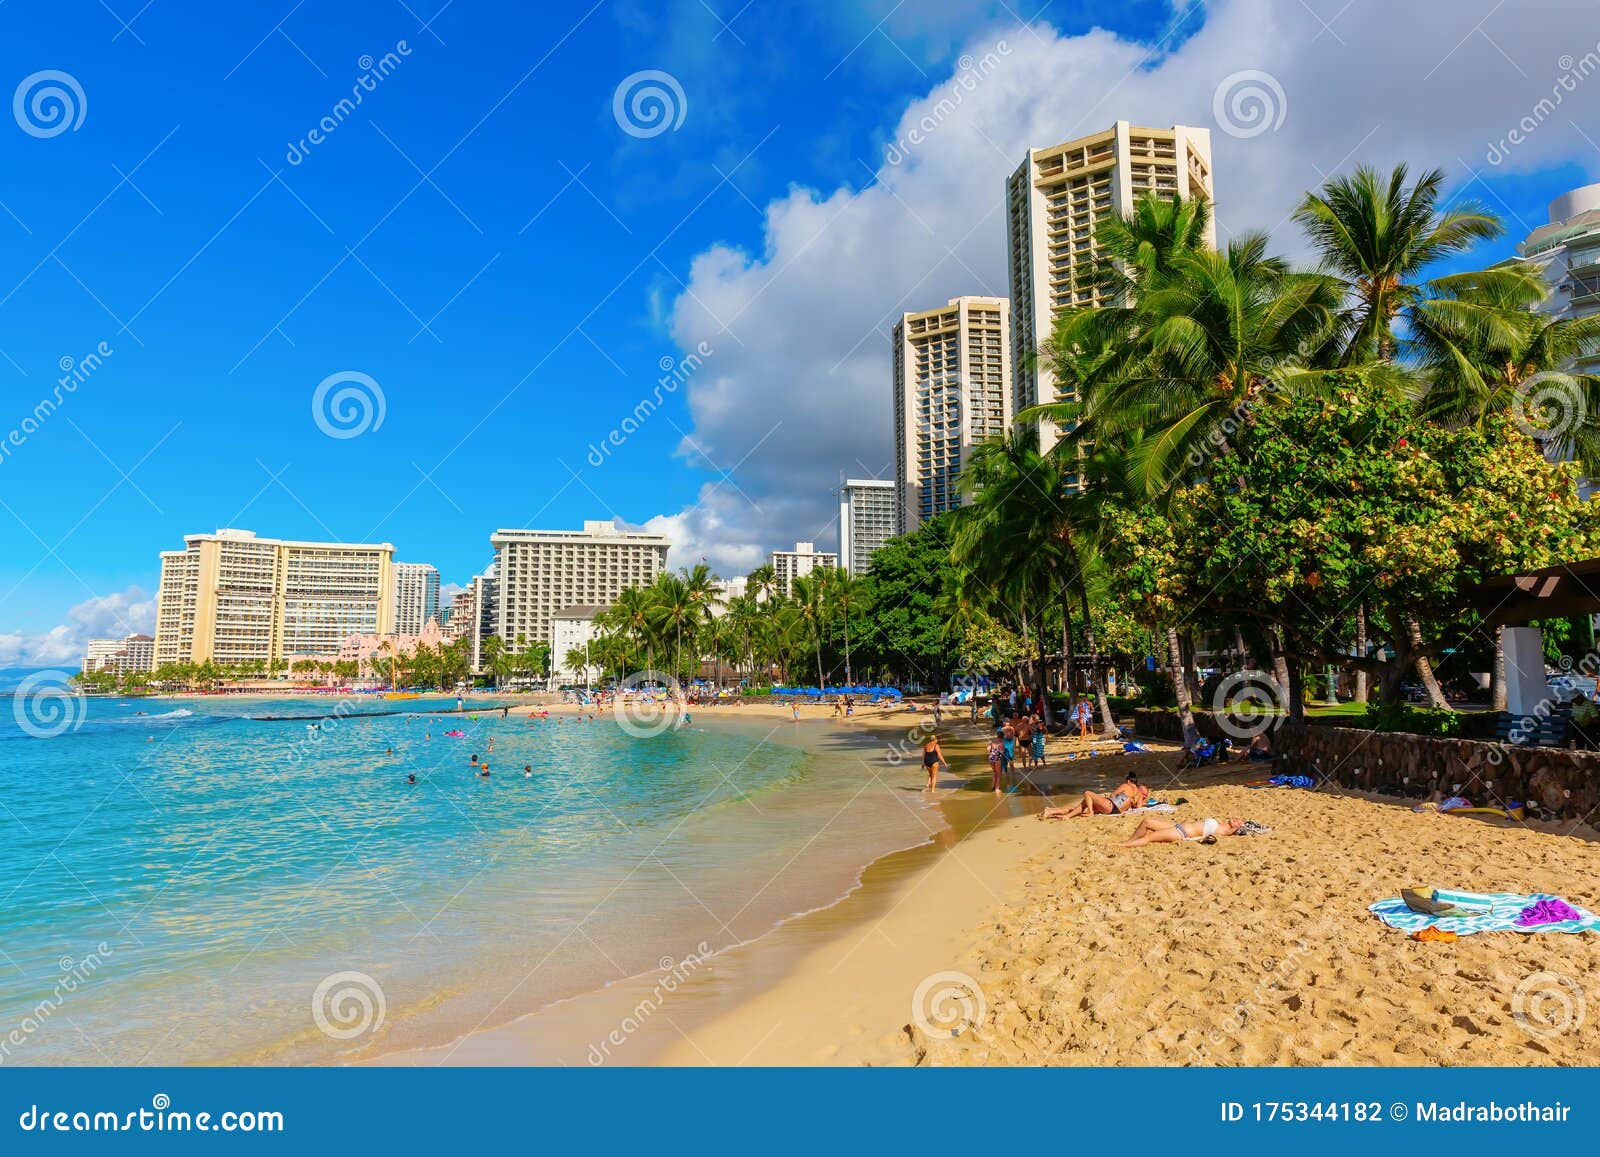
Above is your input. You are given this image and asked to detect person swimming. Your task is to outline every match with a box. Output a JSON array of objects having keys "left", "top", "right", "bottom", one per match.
[
  {"left": 523, "top": 764, "right": 532, "bottom": 778},
  {"left": 478, "top": 763, "right": 491, "bottom": 777},
  {"left": 407, "top": 773, "right": 416, "bottom": 785}
]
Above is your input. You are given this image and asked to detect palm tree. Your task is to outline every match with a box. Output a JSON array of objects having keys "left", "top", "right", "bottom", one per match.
[
  {"left": 828, "top": 568, "right": 868, "bottom": 685},
  {"left": 1295, "top": 163, "right": 1503, "bottom": 362},
  {"left": 648, "top": 573, "right": 697, "bottom": 684},
  {"left": 790, "top": 573, "right": 831, "bottom": 690},
  {"left": 1297, "top": 164, "right": 1518, "bottom": 709},
  {"left": 1414, "top": 265, "right": 1600, "bottom": 465},
  {"left": 724, "top": 593, "right": 762, "bottom": 684},
  {"left": 610, "top": 585, "right": 656, "bottom": 676},
  {"left": 746, "top": 564, "right": 778, "bottom": 604}
]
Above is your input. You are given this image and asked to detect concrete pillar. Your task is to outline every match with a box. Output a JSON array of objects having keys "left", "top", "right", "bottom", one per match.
[{"left": 1502, "top": 627, "right": 1547, "bottom": 717}]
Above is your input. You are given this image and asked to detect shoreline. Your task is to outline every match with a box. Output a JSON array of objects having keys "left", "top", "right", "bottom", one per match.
[
  {"left": 375, "top": 709, "right": 1600, "bottom": 1066},
  {"left": 372, "top": 706, "right": 1152, "bottom": 1066}
]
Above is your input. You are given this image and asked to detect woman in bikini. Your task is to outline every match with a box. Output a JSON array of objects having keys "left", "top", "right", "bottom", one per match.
[
  {"left": 1040, "top": 777, "right": 1148, "bottom": 819},
  {"left": 1119, "top": 816, "right": 1246, "bottom": 846}
]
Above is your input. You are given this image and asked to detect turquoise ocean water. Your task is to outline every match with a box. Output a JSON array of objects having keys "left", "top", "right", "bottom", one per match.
[{"left": 0, "top": 694, "right": 933, "bottom": 1064}]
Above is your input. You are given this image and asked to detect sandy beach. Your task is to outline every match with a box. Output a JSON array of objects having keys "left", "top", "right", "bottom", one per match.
[{"left": 382, "top": 699, "right": 1600, "bottom": 1068}]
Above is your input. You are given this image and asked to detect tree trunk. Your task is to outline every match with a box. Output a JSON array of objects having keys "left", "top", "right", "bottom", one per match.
[
  {"left": 1231, "top": 623, "right": 1250, "bottom": 670},
  {"left": 1036, "top": 620, "right": 1054, "bottom": 729},
  {"left": 843, "top": 608, "right": 853, "bottom": 686},
  {"left": 1406, "top": 615, "right": 1453, "bottom": 710},
  {"left": 1490, "top": 624, "right": 1508, "bottom": 713},
  {"left": 1166, "top": 625, "right": 1200, "bottom": 748},
  {"left": 1080, "top": 587, "right": 1117, "bottom": 734},
  {"left": 1285, "top": 647, "right": 1307, "bottom": 724},
  {"left": 1266, "top": 626, "right": 1291, "bottom": 704},
  {"left": 1353, "top": 604, "right": 1370, "bottom": 705},
  {"left": 1181, "top": 630, "right": 1202, "bottom": 702}
]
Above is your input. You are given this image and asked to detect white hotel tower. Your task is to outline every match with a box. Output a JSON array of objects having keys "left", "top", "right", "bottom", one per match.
[
  {"left": 1514, "top": 182, "right": 1600, "bottom": 377},
  {"left": 838, "top": 478, "right": 898, "bottom": 575},
  {"left": 1007, "top": 121, "right": 1214, "bottom": 453}
]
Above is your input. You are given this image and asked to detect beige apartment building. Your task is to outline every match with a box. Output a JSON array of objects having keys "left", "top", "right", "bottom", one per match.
[
  {"left": 892, "top": 295, "right": 1012, "bottom": 531},
  {"left": 1007, "top": 121, "right": 1214, "bottom": 452},
  {"left": 489, "top": 521, "right": 670, "bottom": 655},
  {"left": 154, "top": 529, "right": 395, "bottom": 667}
]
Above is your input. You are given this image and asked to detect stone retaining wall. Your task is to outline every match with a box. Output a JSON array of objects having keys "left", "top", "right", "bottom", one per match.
[{"left": 1276, "top": 724, "right": 1600, "bottom": 820}]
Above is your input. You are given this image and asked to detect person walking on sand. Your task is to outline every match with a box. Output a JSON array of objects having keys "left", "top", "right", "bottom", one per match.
[
  {"left": 986, "top": 733, "right": 1005, "bottom": 793},
  {"left": 1031, "top": 722, "right": 1046, "bottom": 768},
  {"left": 921, "top": 732, "right": 947, "bottom": 792}
]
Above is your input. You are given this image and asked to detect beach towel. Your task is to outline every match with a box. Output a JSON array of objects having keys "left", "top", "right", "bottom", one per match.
[
  {"left": 1370, "top": 891, "right": 1600, "bottom": 936},
  {"left": 1120, "top": 803, "right": 1176, "bottom": 815}
]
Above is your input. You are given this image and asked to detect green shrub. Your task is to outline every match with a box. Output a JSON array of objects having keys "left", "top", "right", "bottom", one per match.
[{"left": 1357, "top": 703, "right": 1461, "bottom": 737}]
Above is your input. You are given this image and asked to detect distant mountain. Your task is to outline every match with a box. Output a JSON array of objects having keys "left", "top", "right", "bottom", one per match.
[{"left": 0, "top": 666, "right": 70, "bottom": 693}]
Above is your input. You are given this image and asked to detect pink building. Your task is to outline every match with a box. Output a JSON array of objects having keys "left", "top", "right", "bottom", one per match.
[{"left": 334, "top": 620, "right": 447, "bottom": 681}]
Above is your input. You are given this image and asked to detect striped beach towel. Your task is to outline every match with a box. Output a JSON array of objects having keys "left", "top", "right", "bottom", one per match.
[{"left": 1369, "top": 890, "right": 1600, "bottom": 936}]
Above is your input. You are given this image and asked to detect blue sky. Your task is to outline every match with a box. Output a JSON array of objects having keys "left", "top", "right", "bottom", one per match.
[{"left": 2, "top": 0, "right": 1598, "bottom": 663}]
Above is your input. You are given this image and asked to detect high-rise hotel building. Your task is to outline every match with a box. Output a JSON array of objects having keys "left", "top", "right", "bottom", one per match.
[
  {"left": 769, "top": 541, "right": 838, "bottom": 596},
  {"left": 892, "top": 295, "right": 1012, "bottom": 531},
  {"left": 1007, "top": 122, "right": 1214, "bottom": 452},
  {"left": 1513, "top": 183, "right": 1600, "bottom": 377},
  {"left": 489, "top": 521, "right": 670, "bottom": 654},
  {"left": 838, "top": 479, "right": 898, "bottom": 575},
  {"left": 154, "top": 529, "right": 395, "bottom": 667},
  {"left": 392, "top": 561, "right": 441, "bottom": 636}
]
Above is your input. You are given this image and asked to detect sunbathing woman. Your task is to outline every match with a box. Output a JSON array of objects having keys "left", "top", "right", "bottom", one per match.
[
  {"left": 1040, "top": 777, "right": 1148, "bottom": 819},
  {"left": 1119, "top": 815, "right": 1246, "bottom": 846}
]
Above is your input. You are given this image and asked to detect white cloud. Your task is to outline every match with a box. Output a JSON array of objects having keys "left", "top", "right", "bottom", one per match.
[
  {"left": 649, "top": 0, "right": 1600, "bottom": 573},
  {"left": 0, "top": 587, "right": 156, "bottom": 668}
]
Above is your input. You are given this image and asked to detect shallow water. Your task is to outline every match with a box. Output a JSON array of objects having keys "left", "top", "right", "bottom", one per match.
[{"left": 0, "top": 695, "right": 934, "bottom": 1064}]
